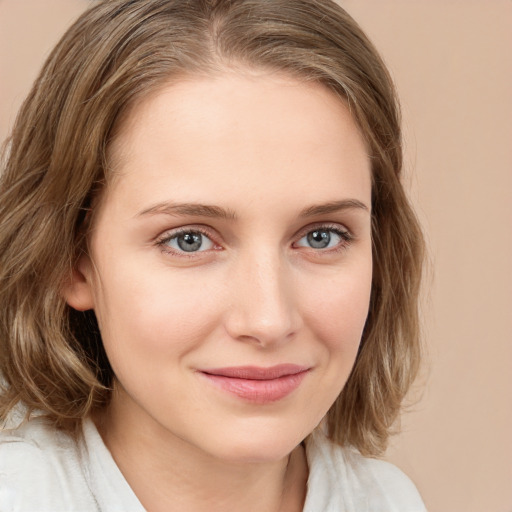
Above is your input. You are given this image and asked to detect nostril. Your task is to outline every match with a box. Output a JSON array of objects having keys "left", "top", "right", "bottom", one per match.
[
  {"left": 223, "top": 258, "right": 301, "bottom": 346},
  {"left": 224, "top": 305, "right": 300, "bottom": 348}
]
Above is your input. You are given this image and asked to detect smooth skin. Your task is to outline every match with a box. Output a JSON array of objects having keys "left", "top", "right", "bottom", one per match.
[{"left": 65, "top": 69, "right": 373, "bottom": 512}]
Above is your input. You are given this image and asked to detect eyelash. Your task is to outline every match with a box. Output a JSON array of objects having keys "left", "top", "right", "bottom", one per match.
[
  {"left": 155, "top": 223, "right": 354, "bottom": 257},
  {"left": 156, "top": 226, "right": 218, "bottom": 258},
  {"left": 294, "top": 224, "right": 354, "bottom": 253}
]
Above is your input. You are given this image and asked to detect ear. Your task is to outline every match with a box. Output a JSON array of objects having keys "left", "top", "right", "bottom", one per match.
[{"left": 61, "top": 255, "right": 95, "bottom": 311}]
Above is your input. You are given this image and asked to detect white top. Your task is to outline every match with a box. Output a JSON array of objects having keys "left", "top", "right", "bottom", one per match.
[{"left": 0, "top": 416, "right": 427, "bottom": 512}]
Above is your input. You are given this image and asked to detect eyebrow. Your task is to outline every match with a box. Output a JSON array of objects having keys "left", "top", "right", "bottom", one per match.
[
  {"left": 137, "top": 202, "right": 237, "bottom": 220},
  {"left": 299, "top": 199, "right": 369, "bottom": 217},
  {"left": 137, "top": 198, "right": 369, "bottom": 220}
]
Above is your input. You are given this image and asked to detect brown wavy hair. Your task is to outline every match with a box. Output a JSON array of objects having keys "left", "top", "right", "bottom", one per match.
[{"left": 0, "top": 0, "right": 424, "bottom": 456}]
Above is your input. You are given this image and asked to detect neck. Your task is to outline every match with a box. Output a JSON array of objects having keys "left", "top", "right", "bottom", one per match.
[{"left": 94, "top": 388, "right": 308, "bottom": 512}]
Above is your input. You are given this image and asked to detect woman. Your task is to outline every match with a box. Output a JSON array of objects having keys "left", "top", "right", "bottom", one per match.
[{"left": 0, "top": 1, "right": 426, "bottom": 510}]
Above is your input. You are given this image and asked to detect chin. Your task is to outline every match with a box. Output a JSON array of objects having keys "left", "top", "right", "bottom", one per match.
[{"left": 199, "top": 419, "right": 310, "bottom": 464}]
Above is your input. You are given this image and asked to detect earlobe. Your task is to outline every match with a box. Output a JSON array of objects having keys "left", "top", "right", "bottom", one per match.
[{"left": 61, "top": 256, "right": 95, "bottom": 311}]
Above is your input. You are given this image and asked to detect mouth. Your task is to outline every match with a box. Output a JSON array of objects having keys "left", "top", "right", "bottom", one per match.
[{"left": 197, "top": 364, "right": 310, "bottom": 403}]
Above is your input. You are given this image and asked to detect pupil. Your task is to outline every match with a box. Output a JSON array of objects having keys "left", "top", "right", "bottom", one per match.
[
  {"left": 177, "top": 233, "right": 202, "bottom": 252},
  {"left": 307, "top": 230, "right": 330, "bottom": 249}
]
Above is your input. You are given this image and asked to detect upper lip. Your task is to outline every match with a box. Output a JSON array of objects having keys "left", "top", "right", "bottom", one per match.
[{"left": 199, "top": 364, "right": 310, "bottom": 380}]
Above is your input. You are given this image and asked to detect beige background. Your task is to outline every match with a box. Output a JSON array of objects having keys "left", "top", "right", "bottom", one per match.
[{"left": 1, "top": 1, "right": 511, "bottom": 511}]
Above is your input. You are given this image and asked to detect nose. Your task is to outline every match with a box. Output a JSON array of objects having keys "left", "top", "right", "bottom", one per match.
[{"left": 224, "top": 250, "right": 302, "bottom": 348}]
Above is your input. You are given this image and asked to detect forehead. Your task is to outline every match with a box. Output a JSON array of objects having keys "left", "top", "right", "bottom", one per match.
[{"left": 104, "top": 70, "right": 371, "bottom": 214}]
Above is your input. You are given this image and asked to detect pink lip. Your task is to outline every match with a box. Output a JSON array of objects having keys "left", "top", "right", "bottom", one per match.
[{"left": 198, "top": 364, "right": 310, "bottom": 403}]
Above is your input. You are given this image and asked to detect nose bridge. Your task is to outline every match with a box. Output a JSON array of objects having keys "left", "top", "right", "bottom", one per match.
[{"left": 226, "top": 245, "right": 299, "bottom": 346}]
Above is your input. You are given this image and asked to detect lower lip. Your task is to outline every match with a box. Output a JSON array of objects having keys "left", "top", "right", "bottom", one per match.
[{"left": 199, "top": 371, "right": 309, "bottom": 404}]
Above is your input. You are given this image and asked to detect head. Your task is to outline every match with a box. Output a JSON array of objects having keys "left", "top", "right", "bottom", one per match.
[{"left": 0, "top": 0, "right": 423, "bottom": 456}]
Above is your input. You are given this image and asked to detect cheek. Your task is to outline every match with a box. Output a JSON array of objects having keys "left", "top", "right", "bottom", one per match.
[
  {"left": 292, "top": 261, "right": 372, "bottom": 427},
  {"left": 92, "top": 260, "right": 224, "bottom": 363},
  {"left": 301, "top": 265, "right": 372, "bottom": 349}
]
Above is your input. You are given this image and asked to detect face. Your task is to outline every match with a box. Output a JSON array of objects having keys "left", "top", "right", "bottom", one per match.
[{"left": 67, "top": 71, "right": 373, "bottom": 463}]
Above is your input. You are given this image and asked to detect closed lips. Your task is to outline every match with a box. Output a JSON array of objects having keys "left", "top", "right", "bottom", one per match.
[
  {"left": 200, "top": 364, "right": 310, "bottom": 380},
  {"left": 198, "top": 365, "right": 310, "bottom": 403}
]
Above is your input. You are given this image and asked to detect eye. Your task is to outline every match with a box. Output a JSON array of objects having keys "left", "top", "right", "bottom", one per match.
[
  {"left": 295, "top": 227, "right": 351, "bottom": 250},
  {"left": 159, "top": 229, "right": 215, "bottom": 253}
]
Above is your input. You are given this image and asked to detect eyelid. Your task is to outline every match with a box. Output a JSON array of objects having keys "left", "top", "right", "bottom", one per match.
[
  {"left": 293, "top": 222, "right": 353, "bottom": 240},
  {"left": 292, "top": 222, "right": 354, "bottom": 251},
  {"left": 153, "top": 221, "right": 354, "bottom": 258},
  {"left": 155, "top": 225, "right": 222, "bottom": 256}
]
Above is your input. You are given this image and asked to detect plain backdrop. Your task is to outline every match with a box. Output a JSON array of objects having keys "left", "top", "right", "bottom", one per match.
[{"left": 1, "top": 1, "right": 511, "bottom": 511}]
